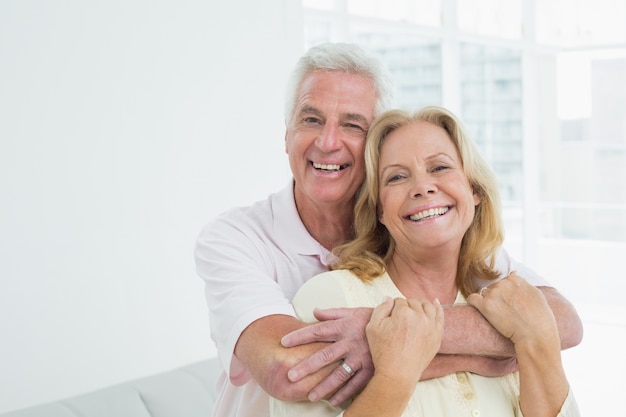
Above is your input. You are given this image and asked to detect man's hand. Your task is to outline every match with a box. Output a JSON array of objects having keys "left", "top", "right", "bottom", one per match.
[
  {"left": 234, "top": 315, "right": 333, "bottom": 402},
  {"left": 281, "top": 307, "right": 373, "bottom": 406}
]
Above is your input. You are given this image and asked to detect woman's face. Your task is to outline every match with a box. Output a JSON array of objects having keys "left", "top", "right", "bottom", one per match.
[{"left": 377, "top": 120, "right": 480, "bottom": 253}]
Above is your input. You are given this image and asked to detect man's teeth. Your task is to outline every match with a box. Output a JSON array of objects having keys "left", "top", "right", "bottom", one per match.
[
  {"left": 409, "top": 207, "right": 449, "bottom": 221},
  {"left": 313, "top": 162, "right": 343, "bottom": 171}
]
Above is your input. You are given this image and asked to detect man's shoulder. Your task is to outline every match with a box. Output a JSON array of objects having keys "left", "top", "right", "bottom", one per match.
[
  {"left": 203, "top": 187, "right": 291, "bottom": 232},
  {"left": 195, "top": 184, "right": 305, "bottom": 255}
]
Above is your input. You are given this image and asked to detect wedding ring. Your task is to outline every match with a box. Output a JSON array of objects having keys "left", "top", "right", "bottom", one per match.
[{"left": 341, "top": 361, "right": 355, "bottom": 376}]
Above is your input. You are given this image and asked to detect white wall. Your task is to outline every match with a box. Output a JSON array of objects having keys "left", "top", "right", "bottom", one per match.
[{"left": 0, "top": 0, "right": 301, "bottom": 413}]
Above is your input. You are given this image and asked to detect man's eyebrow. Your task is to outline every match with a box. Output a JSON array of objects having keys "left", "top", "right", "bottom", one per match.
[
  {"left": 298, "top": 105, "right": 323, "bottom": 117},
  {"left": 296, "top": 107, "right": 368, "bottom": 126},
  {"left": 342, "top": 113, "right": 369, "bottom": 125}
]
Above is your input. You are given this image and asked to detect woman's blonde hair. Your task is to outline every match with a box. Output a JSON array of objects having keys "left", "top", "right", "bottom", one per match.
[{"left": 331, "top": 106, "right": 504, "bottom": 296}]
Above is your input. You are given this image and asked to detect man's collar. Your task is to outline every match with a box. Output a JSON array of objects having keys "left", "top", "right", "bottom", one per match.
[{"left": 273, "top": 180, "right": 331, "bottom": 263}]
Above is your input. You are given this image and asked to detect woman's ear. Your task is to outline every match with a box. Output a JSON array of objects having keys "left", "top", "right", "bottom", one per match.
[
  {"left": 473, "top": 192, "right": 481, "bottom": 206},
  {"left": 472, "top": 186, "right": 482, "bottom": 206}
]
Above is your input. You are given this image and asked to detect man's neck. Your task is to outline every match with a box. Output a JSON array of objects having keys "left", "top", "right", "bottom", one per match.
[{"left": 295, "top": 197, "right": 354, "bottom": 251}]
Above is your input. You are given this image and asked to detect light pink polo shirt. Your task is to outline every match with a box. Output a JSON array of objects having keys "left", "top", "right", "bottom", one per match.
[{"left": 195, "top": 181, "right": 331, "bottom": 417}]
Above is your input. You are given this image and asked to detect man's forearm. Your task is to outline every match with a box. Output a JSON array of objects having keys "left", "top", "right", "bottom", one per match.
[
  {"left": 421, "top": 354, "right": 518, "bottom": 380},
  {"left": 416, "top": 305, "right": 518, "bottom": 379},
  {"left": 539, "top": 286, "right": 583, "bottom": 349},
  {"left": 440, "top": 304, "right": 515, "bottom": 356},
  {"left": 234, "top": 314, "right": 333, "bottom": 401},
  {"left": 440, "top": 287, "right": 583, "bottom": 356}
]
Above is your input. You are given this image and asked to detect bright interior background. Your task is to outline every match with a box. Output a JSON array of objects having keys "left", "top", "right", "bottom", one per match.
[
  {"left": 0, "top": 0, "right": 297, "bottom": 413},
  {"left": 1, "top": 0, "right": 625, "bottom": 415}
]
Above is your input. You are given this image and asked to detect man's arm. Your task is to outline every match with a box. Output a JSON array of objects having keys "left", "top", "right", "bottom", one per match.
[
  {"left": 281, "top": 304, "right": 517, "bottom": 405},
  {"left": 441, "top": 287, "right": 582, "bottom": 356},
  {"left": 420, "top": 354, "right": 518, "bottom": 380},
  {"left": 540, "top": 286, "right": 584, "bottom": 349},
  {"left": 282, "top": 285, "right": 582, "bottom": 404},
  {"left": 195, "top": 211, "right": 346, "bottom": 403},
  {"left": 234, "top": 314, "right": 337, "bottom": 402}
]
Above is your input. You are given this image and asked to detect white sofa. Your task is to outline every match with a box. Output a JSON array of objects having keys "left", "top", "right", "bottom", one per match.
[{"left": 0, "top": 357, "right": 220, "bottom": 417}]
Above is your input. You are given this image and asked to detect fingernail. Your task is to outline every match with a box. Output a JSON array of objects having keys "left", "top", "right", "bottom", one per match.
[
  {"left": 288, "top": 369, "right": 298, "bottom": 381},
  {"left": 308, "top": 392, "right": 319, "bottom": 402}
]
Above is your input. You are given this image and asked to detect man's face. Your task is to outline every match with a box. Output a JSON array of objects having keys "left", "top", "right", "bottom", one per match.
[{"left": 285, "top": 70, "right": 377, "bottom": 210}]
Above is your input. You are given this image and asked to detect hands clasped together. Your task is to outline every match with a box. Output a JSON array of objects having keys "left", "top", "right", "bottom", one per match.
[{"left": 283, "top": 272, "right": 562, "bottom": 406}]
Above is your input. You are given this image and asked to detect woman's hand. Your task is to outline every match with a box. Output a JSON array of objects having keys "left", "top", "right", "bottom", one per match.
[
  {"left": 466, "top": 273, "right": 558, "bottom": 347},
  {"left": 467, "top": 273, "right": 572, "bottom": 417},
  {"left": 367, "top": 297, "right": 444, "bottom": 386},
  {"left": 342, "top": 298, "right": 444, "bottom": 417}
]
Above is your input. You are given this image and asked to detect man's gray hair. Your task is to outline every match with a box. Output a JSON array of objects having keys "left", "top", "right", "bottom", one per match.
[{"left": 284, "top": 42, "right": 396, "bottom": 124}]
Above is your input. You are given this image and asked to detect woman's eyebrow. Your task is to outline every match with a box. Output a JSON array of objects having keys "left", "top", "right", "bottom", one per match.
[
  {"left": 424, "top": 152, "right": 454, "bottom": 162},
  {"left": 379, "top": 164, "right": 404, "bottom": 176}
]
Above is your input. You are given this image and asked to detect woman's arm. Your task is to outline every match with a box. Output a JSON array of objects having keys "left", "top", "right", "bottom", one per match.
[
  {"left": 282, "top": 286, "right": 582, "bottom": 395},
  {"left": 467, "top": 274, "right": 572, "bottom": 417},
  {"left": 344, "top": 298, "right": 443, "bottom": 417}
]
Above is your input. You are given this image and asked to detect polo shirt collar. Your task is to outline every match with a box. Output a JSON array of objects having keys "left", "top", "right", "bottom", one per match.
[{"left": 273, "top": 180, "right": 332, "bottom": 266}]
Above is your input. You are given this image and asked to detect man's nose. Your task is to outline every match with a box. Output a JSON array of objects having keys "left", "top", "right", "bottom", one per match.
[{"left": 316, "top": 124, "right": 341, "bottom": 151}]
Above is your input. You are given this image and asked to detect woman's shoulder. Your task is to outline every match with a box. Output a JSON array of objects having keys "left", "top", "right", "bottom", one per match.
[{"left": 292, "top": 270, "right": 370, "bottom": 321}]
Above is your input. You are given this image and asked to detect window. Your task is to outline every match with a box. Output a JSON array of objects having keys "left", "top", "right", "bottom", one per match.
[
  {"left": 458, "top": 0, "right": 522, "bottom": 39},
  {"left": 460, "top": 43, "right": 523, "bottom": 204},
  {"left": 348, "top": 0, "right": 442, "bottom": 26},
  {"left": 302, "top": 1, "right": 626, "bottom": 414},
  {"left": 541, "top": 49, "right": 626, "bottom": 243}
]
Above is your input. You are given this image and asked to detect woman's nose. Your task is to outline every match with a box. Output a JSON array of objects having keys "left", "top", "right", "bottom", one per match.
[{"left": 410, "top": 176, "right": 437, "bottom": 197}]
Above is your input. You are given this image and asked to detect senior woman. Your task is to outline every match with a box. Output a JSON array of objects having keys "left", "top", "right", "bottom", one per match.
[{"left": 270, "top": 106, "right": 580, "bottom": 417}]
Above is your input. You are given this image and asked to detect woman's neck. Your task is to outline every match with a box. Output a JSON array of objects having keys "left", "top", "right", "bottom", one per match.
[{"left": 386, "top": 249, "right": 459, "bottom": 304}]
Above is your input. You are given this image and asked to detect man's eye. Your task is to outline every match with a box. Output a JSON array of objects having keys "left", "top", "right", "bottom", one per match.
[
  {"left": 344, "top": 123, "right": 365, "bottom": 132},
  {"left": 304, "top": 117, "right": 321, "bottom": 124}
]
